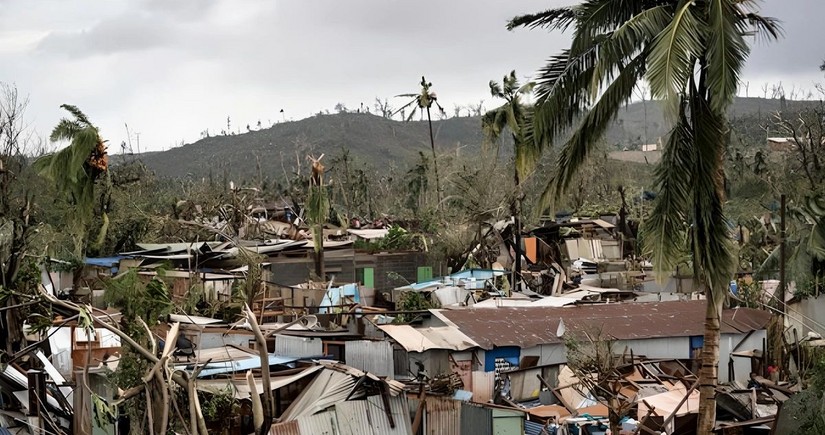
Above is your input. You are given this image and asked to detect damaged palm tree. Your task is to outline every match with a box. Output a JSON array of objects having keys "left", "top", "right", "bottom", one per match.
[
  {"left": 34, "top": 104, "right": 110, "bottom": 259},
  {"left": 306, "top": 154, "right": 329, "bottom": 280},
  {"left": 396, "top": 77, "right": 446, "bottom": 210},
  {"left": 483, "top": 70, "right": 536, "bottom": 289},
  {"left": 509, "top": 2, "right": 780, "bottom": 432}
]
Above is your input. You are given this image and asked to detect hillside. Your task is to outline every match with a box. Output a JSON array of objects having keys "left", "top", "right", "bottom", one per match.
[
  {"left": 127, "top": 97, "right": 817, "bottom": 180},
  {"left": 129, "top": 113, "right": 488, "bottom": 180}
]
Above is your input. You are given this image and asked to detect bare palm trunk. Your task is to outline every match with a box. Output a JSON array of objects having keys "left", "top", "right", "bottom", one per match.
[
  {"left": 426, "top": 107, "right": 442, "bottom": 210},
  {"left": 697, "top": 294, "right": 723, "bottom": 434},
  {"left": 315, "top": 229, "right": 325, "bottom": 280},
  {"left": 512, "top": 168, "right": 522, "bottom": 294}
]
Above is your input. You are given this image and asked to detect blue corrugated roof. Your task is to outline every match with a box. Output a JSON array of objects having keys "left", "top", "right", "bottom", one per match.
[
  {"left": 189, "top": 354, "right": 302, "bottom": 378},
  {"left": 85, "top": 256, "right": 132, "bottom": 274},
  {"left": 405, "top": 268, "right": 508, "bottom": 290},
  {"left": 525, "top": 420, "right": 557, "bottom": 435}
]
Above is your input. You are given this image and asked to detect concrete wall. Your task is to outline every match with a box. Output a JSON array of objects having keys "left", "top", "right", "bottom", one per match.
[
  {"left": 788, "top": 295, "right": 825, "bottom": 338},
  {"left": 266, "top": 250, "right": 428, "bottom": 291},
  {"left": 371, "top": 252, "right": 428, "bottom": 292}
]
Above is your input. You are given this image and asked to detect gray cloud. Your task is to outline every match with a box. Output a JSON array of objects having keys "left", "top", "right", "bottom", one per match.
[{"left": 1, "top": 0, "right": 822, "bottom": 152}]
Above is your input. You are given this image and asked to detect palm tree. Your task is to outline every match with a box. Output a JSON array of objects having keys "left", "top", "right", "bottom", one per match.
[
  {"left": 509, "top": 2, "right": 780, "bottom": 433},
  {"left": 482, "top": 71, "right": 536, "bottom": 290},
  {"left": 34, "top": 104, "right": 110, "bottom": 258},
  {"left": 306, "top": 154, "right": 329, "bottom": 280},
  {"left": 396, "top": 76, "right": 446, "bottom": 209}
]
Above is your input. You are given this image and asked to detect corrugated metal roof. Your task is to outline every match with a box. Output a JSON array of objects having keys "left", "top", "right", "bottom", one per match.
[
  {"left": 274, "top": 335, "right": 323, "bottom": 358},
  {"left": 197, "top": 365, "right": 323, "bottom": 399},
  {"left": 724, "top": 306, "right": 773, "bottom": 333},
  {"left": 184, "top": 353, "right": 302, "bottom": 378},
  {"left": 335, "top": 395, "right": 412, "bottom": 435},
  {"left": 432, "top": 309, "right": 564, "bottom": 349},
  {"left": 378, "top": 325, "right": 479, "bottom": 352},
  {"left": 436, "top": 301, "right": 771, "bottom": 347},
  {"left": 279, "top": 369, "right": 358, "bottom": 421},
  {"left": 345, "top": 340, "right": 394, "bottom": 377}
]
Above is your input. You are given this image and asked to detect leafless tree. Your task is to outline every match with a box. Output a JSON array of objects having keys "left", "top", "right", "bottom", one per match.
[
  {"left": 772, "top": 94, "right": 825, "bottom": 191},
  {"left": 0, "top": 83, "right": 40, "bottom": 354}
]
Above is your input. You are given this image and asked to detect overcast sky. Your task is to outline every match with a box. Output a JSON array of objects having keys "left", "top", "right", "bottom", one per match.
[{"left": 1, "top": 0, "right": 821, "bottom": 153}]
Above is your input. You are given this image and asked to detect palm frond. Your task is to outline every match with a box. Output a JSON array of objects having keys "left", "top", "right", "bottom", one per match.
[
  {"left": 489, "top": 80, "right": 504, "bottom": 99},
  {"left": 507, "top": 7, "right": 576, "bottom": 31},
  {"left": 33, "top": 127, "right": 100, "bottom": 229},
  {"left": 689, "top": 91, "right": 735, "bottom": 298},
  {"left": 704, "top": 0, "right": 749, "bottom": 113},
  {"left": 526, "top": 49, "right": 595, "bottom": 150},
  {"left": 646, "top": 0, "right": 705, "bottom": 116},
  {"left": 739, "top": 12, "right": 782, "bottom": 42},
  {"left": 643, "top": 100, "right": 695, "bottom": 280},
  {"left": 49, "top": 119, "right": 84, "bottom": 143},
  {"left": 540, "top": 52, "right": 646, "bottom": 209},
  {"left": 802, "top": 195, "right": 825, "bottom": 260},
  {"left": 58, "top": 104, "right": 92, "bottom": 127},
  {"left": 590, "top": 5, "right": 672, "bottom": 95}
]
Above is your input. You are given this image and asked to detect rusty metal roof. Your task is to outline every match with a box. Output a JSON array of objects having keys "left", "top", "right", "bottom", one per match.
[{"left": 436, "top": 300, "right": 772, "bottom": 348}]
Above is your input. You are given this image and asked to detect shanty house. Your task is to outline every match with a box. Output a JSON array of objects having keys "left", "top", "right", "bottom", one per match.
[{"left": 405, "top": 300, "right": 771, "bottom": 402}]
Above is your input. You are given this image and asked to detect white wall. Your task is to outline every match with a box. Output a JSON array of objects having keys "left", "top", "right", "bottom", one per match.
[
  {"left": 788, "top": 295, "right": 825, "bottom": 338},
  {"left": 618, "top": 337, "right": 691, "bottom": 359},
  {"left": 520, "top": 343, "right": 567, "bottom": 366},
  {"left": 720, "top": 330, "right": 767, "bottom": 383}
]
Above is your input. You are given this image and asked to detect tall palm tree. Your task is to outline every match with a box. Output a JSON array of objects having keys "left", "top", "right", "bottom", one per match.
[
  {"left": 482, "top": 71, "right": 536, "bottom": 290},
  {"left": 396, "top": 77, "right": 446, "bottom": 210},
  {"left": 306, "top": 154, "right": 329, "bottom": 280},
  {"left": 509, "top": 2, "right": 780, "bottom": 433},
  {"left": 34, "top": 104, "right": 109, "bottom": 258}
]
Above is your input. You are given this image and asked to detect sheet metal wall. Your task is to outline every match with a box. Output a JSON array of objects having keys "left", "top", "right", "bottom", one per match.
[
  {"left": 619, "top": 337, "right": 690, "bottom": 360},
  {"left": 423, "top": 396, "right": 460, "bottom": 435},
  {"left": 274, "top": 335, "right": 323, "bottom": 358},
  {"left": 335, "top": 395, "right": 412, "bottom": 435},
  {"left": 296, "top": 409, "right": 338, "bottom": 435},
  {"left": 520, "top": 344, "right": 567, "bottom": 366},
  {"left": 344, "top": 340, "right": 395, "bottom": 377},
  {"left": 269, "top": 420, "right": 301, "bottom": 435},
  {"left": 393, "top": 346, "right": 411, "bottom": 378},
  {"left": 471, "top": 371, "right": 495, "bottom": 403},
  {"left": 460, "top": 402, "right": 492, "bottom": 435}
]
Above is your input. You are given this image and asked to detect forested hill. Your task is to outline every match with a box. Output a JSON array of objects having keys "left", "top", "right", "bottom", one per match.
[{"left": 129, "top": 97, "right": 817, "bottom": 180}]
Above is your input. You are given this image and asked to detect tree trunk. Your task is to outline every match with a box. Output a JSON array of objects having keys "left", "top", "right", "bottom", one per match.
[
  {"left": 697, "top": 294, "right": 723, "bottom": 434},
  {"left": 511, "top": 166, "right": 522, "bottom": 294},
  {"left": 426, "top": 107, "right": 442, "bottom": 210},
  {"left": 314, "top": 225, "right": 325, "bottom": 281}
]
